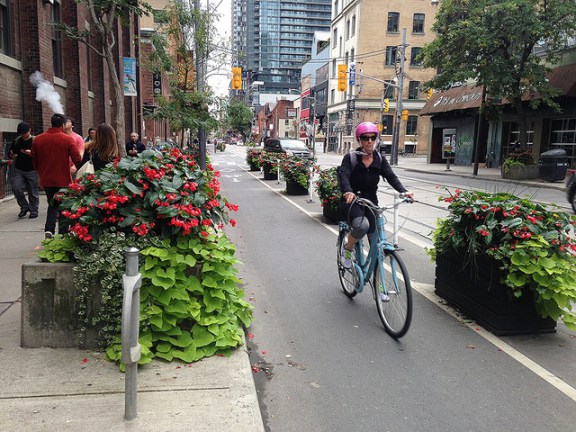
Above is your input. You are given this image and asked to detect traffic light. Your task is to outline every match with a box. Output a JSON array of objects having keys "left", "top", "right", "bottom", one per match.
[
  {"left": 426, "top": 88, "right": 433, "bottom": 100},
  {"left": 384, "top": 98, "right": 390, "bottom": 112},
  {"left": 401, "top": 110, "right": 409, "bottom": 121},
  {"left": 232, "top": 67, "right": 242, "bottom": 90},
  {"left": 338, "top": 64, "right": 347, "bottom": 92}
]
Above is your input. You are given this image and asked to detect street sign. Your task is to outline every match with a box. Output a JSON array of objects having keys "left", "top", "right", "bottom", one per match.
[
  {"left": 347, "top": 99, "right": 355, "bottom": 112},
  {"left": 349, "top": 62, "right": 356, "bottom": 86}
]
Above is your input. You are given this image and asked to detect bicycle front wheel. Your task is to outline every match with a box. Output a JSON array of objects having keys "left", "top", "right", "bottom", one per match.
[
  {"left": 337, "top": 228, "right": 358, "bottom": 298},
  {"left": 373, "top": 250, "right": 412, "bottom": 338}
]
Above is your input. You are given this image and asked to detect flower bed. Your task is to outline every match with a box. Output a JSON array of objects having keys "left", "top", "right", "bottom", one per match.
[
  {"left": 245, "top": 148, "right": 261, "bottom": 170},
  {"left": 429, "top": 188, "right": 576, "bottom": 330},
  {"left": 315, "top": 167, "right": 342, "bottom": 215},
  {"left": 279, "top": 155, "right": 315, "bottom": 190},
  {"left": 39, "top": 148, "right": 252, "bottom": 368}
]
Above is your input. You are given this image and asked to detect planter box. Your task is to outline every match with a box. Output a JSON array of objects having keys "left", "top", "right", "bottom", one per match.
[
  {"left": 262, "top": 163, "right": 277, "bottom": 180},
  {"left": 435, "top": 250, "right": 556, "bottom": 335},
  {"left": 501, "top": 164, "right": 539, "bottom": 180},
  {"left": 322, "top": 205, "right": 340, "bottom": 224},
  {"left": 21, "top": 262, "right": 102, "bottom": 348},
  {"left": 286, "top": 181, "right": 308, "bottom": 195},
  {"left": 248, "top": 162, "right": 260, "bottom": 171}
]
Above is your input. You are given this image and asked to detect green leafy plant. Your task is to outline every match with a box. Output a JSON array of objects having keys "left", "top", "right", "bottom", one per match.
[
  {"left": 40, "top": 148, "right": 252, "bottom": 368},
  {"left": 246, "top": 148, "right": 262, "bottom": 168},
  {"left": 279, "top": 156, "right": 315, "bottom": 189},
  {"left": 502, "top": 150, "right": 534, "bottom": 173},
  {"left": 315, "top": 167, "right": 342, "bottom": 213},
  {"left": 428, "top": 188, "right": 576, "bottom": 329},
  {"left": 259, "top": 150, "right": 285, "bottom": 176}
]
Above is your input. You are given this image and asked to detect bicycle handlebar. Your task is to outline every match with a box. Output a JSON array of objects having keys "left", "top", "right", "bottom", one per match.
[{"left": 353, "top": 194, "right": 413, "bottom": 213}]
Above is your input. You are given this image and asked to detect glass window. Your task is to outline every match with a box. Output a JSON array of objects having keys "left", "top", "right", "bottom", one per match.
[
  {"left": 505, "top": 121, "right": 534, "bottom": 154},
  {"left": 351, "top": 16, "right": 356, "bottom": 36},
  {"left": 413, "top": 13, "right": 425, "bottom": 33},
  {"left": 346, "top": 19, "right": 350, "bottom": 39},
  {"left": 333, "top": 29, "right": 337, "bottom": 47},
  {"left": 410, "top": 47, "right": 422, "bottom": 66},
  {"left": 387, "top": 12, "right": 399, "bottom": 32},
  {"left": 0, "top": 0, "right": 10, "bottom": 55},
  {"left": 408, "top": 81, "right": 420, "bottom": 99},
  {"left": 350, "top": 48, "right": 354, "bottom": 63},
  {"left": 52, "top": 0, "right": 63, "bottom": 78},
  {"left": 381, "top": 115, "right": 394, "bottom": 135},
  {"left": 383, "top": 80, "right": 395, "bottom": 99},
  {"left": 550, "top": 118, "right": 576, "bottom": 145},
  {"left": 385, "top": 46, "right": 397, "bottom": 66},
  {"left": 406, "top": 116, "right": 418, "bottom": 135}
]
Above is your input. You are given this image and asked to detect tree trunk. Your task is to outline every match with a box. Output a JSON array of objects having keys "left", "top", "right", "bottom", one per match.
[
  {"left": 104, "top": 43, "right": 127, "bottom": 157},
  {"left": 513, "top": 97, "right": 529, "bottom": 149}
]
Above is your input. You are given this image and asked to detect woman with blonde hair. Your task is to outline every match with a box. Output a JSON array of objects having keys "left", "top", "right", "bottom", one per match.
[{"left": 80, "top": 123, "right": 119, "bottom": 171}]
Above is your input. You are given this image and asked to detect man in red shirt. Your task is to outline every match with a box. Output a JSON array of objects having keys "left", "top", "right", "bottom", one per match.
[
  {"left": 31, "top": 113, "right": 82, "bottom": 238},
  {"left": 64, "top": 117, "right": 86, "bottom": 177}
]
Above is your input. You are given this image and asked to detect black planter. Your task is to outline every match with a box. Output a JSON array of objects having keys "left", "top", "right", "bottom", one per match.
[
  {"left": 286, "top": 181, "right": 308, "bottom": 195},
  {"left": 435, "top": 250, "right": 556, "bottom": 336},
  {"left": 322, "top": 205, "right": 340, "bottom": 224},
  {"left": 262, "top": 163, "right": 277, "bottom": 180},
  {"left": 248, "top": 162, "right": 260, "bottom": 171}
]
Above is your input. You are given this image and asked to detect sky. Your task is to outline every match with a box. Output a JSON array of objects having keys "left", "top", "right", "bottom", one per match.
[{"left": 206, "top": 0, "right": 232, "bottom": 97}]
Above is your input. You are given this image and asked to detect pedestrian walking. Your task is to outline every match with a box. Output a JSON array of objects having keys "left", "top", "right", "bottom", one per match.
[
  {"left": 80, "top": 123, "right": 119, "bottom": 171},
  {"left": 64, "top": 117, "right": 86, "bottom": 177},
  {"left": 31, "top": 113, "right": 82, "bottom": 238},
  {"left": 126, "top": 132, "right": 145, "bottom": 156},
  {"left": 9, "top": 122, "right": 39, "bottom": 219}
]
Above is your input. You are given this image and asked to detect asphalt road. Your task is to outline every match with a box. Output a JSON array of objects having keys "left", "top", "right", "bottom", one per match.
[{"left": 216, "top": 148, "right": 576, "bottom": 432}]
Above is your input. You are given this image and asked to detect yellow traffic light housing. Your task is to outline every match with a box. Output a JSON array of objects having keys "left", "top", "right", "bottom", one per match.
[
  {"left": 426, "top": 88, "right": 433, "bottom": 100},
  {"left": 232, "top": 67, "right": 242, "bottom": 90},
  {"left": 338, "top": 64, "right": 347, "bottom": 92},
  {"left": 384, "top": 98, "right": 390, "bottom": 112},
  {"left": 401, "top": 110, "right": 409, "bottom": 121}
]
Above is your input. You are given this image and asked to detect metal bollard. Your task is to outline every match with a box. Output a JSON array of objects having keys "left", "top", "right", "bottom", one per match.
[{"left": 121, "top": 247, "right": 142, "bottom": 420}]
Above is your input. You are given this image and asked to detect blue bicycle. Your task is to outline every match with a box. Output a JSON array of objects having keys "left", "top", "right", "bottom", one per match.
[{"left": 336, "top": 195, "right": 413, "bottom": 338}]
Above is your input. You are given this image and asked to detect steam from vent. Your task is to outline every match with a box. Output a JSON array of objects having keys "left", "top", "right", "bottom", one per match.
[{"left": 29, "top": 71, "right": 64, "bottom": 115}]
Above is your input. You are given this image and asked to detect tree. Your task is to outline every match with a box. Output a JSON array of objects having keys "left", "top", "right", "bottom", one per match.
[
  {"left": 421, "top": 0, "right": 576, "bottom": 147},
  {"left": 226, "top": 99, "right": 253, "bottom": 142},
  {"left": 146, "top": 0, "right": 225, "bottom": 149},
  {"left": 57, "top": 0, "right": 152, "bottom": 157}
]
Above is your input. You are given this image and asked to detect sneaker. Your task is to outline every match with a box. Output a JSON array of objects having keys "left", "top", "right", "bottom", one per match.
[
  {"left": 340, "top": 244, "right": 353, "bottom": 269},
  {"left": 29, "top": 214, "right": 38, "bottom": 219},
  {"left": 18, "top": 209, "right": 29, "bottom": 218},
  {"left": 44, "top": 231, "right": 54, "bottom": 240},
  {"left": 379, "top": 292, "right": 390, "bottom": 302}
]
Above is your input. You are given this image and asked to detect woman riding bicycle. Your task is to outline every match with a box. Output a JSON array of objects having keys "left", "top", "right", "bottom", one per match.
[{"left": 339, "top": 122, "right": 413, "bottom": 268}]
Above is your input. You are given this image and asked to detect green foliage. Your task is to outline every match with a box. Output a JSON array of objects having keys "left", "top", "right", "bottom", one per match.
[
  {"left": 40, "top": 149, "right": 250, "bottom": 367},
  {"left": 259, "top": 151, "right": 285, "bottom": 176},
  {"left": 428, "top": 188, "right": 576, "bottom": 329},
  {"left": 314, "top": 167, "right": 342, "bottom": 213},
  {"left": 246, "top": 148, "right": 262, "bottom": 167},
  {"left": 502, "top": 150, "right": 534, "bottom": 173},
  {"left": 227, "top": 99, "right": 254, "bottom": 141},
  {"left": 104, "top": 233, "right": 253, "bottom": 366},
  {"left": 279, "top": 156, "right": 315, "bottom": 189}
]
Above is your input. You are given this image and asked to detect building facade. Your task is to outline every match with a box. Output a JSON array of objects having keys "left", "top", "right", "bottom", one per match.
[
  {"left": 232, "top": 0, "right": 332, "bottom": 95},
  {"left": 327, "top": 0, "right": 438, "bottom": 155}
]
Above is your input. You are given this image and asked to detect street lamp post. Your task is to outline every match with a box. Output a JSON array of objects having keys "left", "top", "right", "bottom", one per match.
[{"left": 390, "top": 28, "right": 407, "bottom": 166}]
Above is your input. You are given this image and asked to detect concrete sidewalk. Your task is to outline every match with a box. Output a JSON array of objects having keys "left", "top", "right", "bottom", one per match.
[{"left": 0, "top": 197, "right": 264, "bottom": 431}]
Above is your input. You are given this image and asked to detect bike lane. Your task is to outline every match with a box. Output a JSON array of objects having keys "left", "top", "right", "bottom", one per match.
[{"left": 217, "top": 151, "right": 576, "bottom": 432}]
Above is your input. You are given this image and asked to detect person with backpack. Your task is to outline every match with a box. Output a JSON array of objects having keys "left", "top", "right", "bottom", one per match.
[
  {"left": 338, "top": 122, "right": 413, "bottom": 268},
  {"left": 9, "top": 122, "right": 39, "bottom": 219}
]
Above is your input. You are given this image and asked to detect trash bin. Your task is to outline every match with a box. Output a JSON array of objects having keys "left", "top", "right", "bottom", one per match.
[{"left": 539, "top": 149, "right": 568, "bottom": 182}]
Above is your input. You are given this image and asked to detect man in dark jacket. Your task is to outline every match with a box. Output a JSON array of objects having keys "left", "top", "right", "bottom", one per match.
[
  {"left": 31, "top": 113, "right": 82, "bottom": 238},
  {"left": 126, "top": 132, "right": 145, "bottom": 156},
  {"left": 9, "top": 122, "right": 39, "bottom": 219}
]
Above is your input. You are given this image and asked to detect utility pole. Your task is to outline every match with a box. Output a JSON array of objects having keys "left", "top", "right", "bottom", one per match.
[
  {"left": 390, "top": 28, "right": 407, "bottom": 166},
  {"left": 194, "top": 0, "right": 207, "bottom": 170}
]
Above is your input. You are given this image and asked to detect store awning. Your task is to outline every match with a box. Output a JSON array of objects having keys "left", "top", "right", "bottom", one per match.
[{"left": 420, "top": 85, "right": 483, "bottom": 116}]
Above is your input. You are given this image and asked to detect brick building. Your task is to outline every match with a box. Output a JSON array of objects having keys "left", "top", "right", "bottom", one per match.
[{"left": 0, "top": 0, "right": 152, "bottom": 198}]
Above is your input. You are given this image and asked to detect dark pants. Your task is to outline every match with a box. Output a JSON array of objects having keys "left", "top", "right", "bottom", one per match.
[
  {"left": 339, "top": 200, "right": 376, "bottom": 239},
  {"left": 43, "top": 186, "right": 68, "bottom": 235},
  {"left": 12, "top": 168, "right": 39, "bottom": 215}
]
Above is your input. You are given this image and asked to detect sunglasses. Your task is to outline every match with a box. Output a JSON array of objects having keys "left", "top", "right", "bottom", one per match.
[{"left": 360, "top": 135, "right": 378, "bottom": 142}]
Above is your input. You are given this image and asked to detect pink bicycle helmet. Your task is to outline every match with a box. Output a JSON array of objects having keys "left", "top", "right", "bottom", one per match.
[{"left": 355, "top": 122, "right": 379, "bottom": 139}]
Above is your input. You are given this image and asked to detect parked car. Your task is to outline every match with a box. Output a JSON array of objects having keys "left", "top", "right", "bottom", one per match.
[
  {"left": 566, "top": 170, "right": 576, "bottom": 213},
  {"left": 264, "top": 138, "right": 313, "bottom": 159}
]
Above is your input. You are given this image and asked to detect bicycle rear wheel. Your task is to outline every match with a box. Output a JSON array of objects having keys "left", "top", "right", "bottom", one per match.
[
  {"left": 373, "top": 250, "right": 412, "bottom": 338},
  {"left": 337, "top": 228, "right": 358, "bottom": 298}
]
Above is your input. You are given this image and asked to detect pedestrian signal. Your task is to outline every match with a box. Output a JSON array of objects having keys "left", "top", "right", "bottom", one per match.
[
  {"left": 338, "top": 64, "right": 347, "bottom": 92},
  {"left": 401, "top": 110, "right": 409, "bottom": 121},
  {"left": 384, "top": 98, "right": 390, "bottom": 112},
  {"left": 232, "top": 67, "right": 242, "bottom": 90}
]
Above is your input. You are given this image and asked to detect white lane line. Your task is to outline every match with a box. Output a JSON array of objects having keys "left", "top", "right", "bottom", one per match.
[
  {"left": 413, "top": 282, "right": 576, "bottom": 403},
  {"left": 241, "top": 166, "right": 576, "bottom": 403}
]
